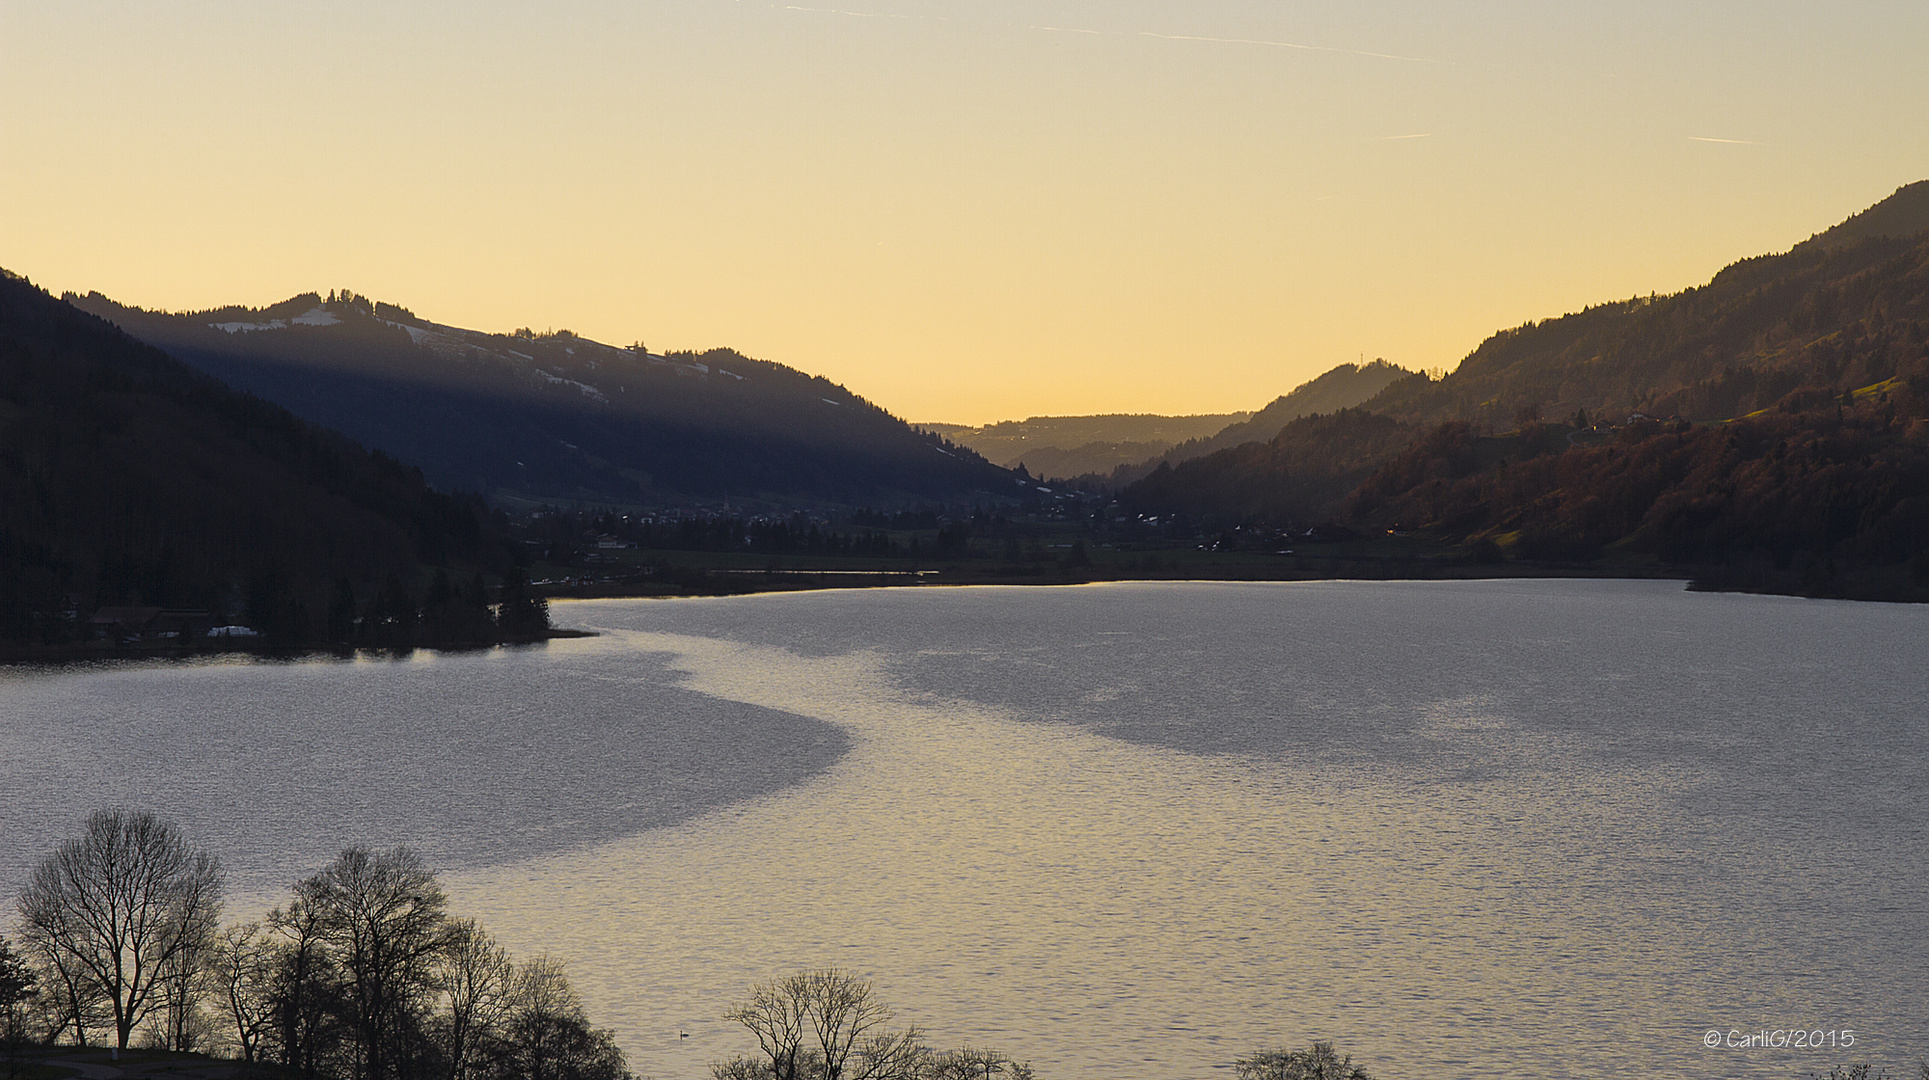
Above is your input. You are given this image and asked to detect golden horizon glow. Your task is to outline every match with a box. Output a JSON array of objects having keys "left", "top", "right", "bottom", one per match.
[{"left": 5, "top": 1, "right": 1927, "bottom": 426}]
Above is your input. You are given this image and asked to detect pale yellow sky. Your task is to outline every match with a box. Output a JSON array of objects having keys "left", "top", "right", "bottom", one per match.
[{"left": 4, "top": 1, "right": 1927, "bottom": 424}]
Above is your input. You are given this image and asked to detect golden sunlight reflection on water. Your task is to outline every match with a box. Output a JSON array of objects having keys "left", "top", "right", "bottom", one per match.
[
  {"left": 7, "top": 582, "right": 1923, "bottom": 1079},
  {"left": 444, "top": 624, "right": 1812, "bottom": 1080}
]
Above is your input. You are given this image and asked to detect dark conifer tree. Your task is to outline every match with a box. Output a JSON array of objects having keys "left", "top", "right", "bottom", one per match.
[
  {"left": 326, "top": 578, "right": 358, "bottom": 645},
  {"left": 495, "top": 569, "right": 549, "bottom": 641}
]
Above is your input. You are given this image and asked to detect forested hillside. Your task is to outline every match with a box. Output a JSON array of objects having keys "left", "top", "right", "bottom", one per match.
[
  {"left": 0, "top": 272, "right": 514, "bottom": 645},
  {"left": 1795, "top": 177, "right": 1929, "bottom": 252},
  {"left": 1344, "top": 394, "right": 1929, "bottom": 598},
  {"left": 1358, "top": 183, "right": 1929, "bottom": 430},
  {"left": 1100, "top": 359, "right": 1414, "bottom": 486},
  {"left": 71, "top": 291, "right": 1013, "bottom": 510},
  {"left": 1121, "top": 409, "right": 1418, "bottom": 523},
  {"left": 1120, "top": 182, "right": 1929, "bottom": 600}
]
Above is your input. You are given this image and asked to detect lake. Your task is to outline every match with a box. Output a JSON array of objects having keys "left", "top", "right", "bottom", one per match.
[{"left": 2, "top": 579, "right": 1925, "bottom": 1079}]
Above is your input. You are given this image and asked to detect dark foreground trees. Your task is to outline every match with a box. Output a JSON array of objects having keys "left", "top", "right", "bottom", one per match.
[
  {"left": 715, "top": 969, "right": 1033, "bottom": 1080},
  {"left": 0, "top": 934, "right": 34, "bottom": 1076},
  {"left": 9, "top": 818, "right": 628, "bottom": 1080},
  {"left": 293, "top": 847, "right": 452, "bottom": 1080},
  {"left": 1235, "top": 1042, "right": 1376, "bottom": 1080},
  {"left": 14, "top": 809, "right": 222, "bottom": 1050},
  {"left": 242, "top": 847, "right": 630, "bottom": 1080}
]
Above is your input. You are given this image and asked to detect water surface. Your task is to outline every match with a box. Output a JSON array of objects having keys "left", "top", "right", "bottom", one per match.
[{"left": 2, "top": 580, "right": 1923, "bottom": 1079}]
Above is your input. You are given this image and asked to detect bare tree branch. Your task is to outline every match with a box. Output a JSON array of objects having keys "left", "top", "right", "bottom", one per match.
[{"left": 15, "top": 810, "right": 222, "bottom": 1050}]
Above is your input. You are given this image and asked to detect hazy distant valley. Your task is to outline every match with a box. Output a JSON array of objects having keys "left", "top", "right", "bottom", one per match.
[
  {"left": 919, "top": 412, "right": 1251, "bottom": 480},
  {"left": 919, "top": 357, "right": 1412, "bottom": 483}
]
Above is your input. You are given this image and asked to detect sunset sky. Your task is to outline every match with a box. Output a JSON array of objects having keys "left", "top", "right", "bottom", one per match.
[{"left": 5, "top": 1, "right": 1927, "bottom": 424}]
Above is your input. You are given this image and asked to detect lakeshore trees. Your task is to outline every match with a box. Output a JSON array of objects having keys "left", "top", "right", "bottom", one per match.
[
  {"left": 9, "top": 819, "right": 630, "bottom": 1080},
  {"left": 436, "top": 919, "right": 516, "bottom": 1080},
  {"left": 1234, "top": 1041, "right": 1376, "bottom": 1080},
  {"left": 0, "top": 934, "right": 33, "bottom": 1073},
  {"left": 14, "top": 809, "right": 223, "bottom": 1051},
  {"left": 249, "top": 848, "right": 630, "bottom": 1080},
  {"left": 295, "top": 847, "right": 453, "bottom": 1080},
  {"left": 715, "top": 970, "right": 1032, "bottom": 1080},
  {"left": 14, "top": 820, "right": 1052, "bottom": 1080}
]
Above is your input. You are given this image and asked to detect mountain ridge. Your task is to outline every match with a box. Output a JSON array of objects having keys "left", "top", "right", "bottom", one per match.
[
  {"left": 1116, "top": 180, "right": 1929, "bottom": 600},
  {"left": 0, "top": 270, "right": 515, "bottom": 646},
  {"left": 1793, "top": 179, "right": 1929, "bottom": 253},
  {"left": 69, "top": 289, "right": 1016, "bottom": 511}
]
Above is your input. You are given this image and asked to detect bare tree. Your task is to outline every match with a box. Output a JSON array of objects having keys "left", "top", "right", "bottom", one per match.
[
  {"left": 491, "top": 957, "right": 630, "bottom": 1080},
  {"left": 720, "top": 970, "right": 926, "bottom": 1080},
  {"left": 21, "top": 943, "right": 105, "bottom": 1047},
  {"left": 295, "top": 847, "right": 452, "bottom": 1080},
  {"left": 710, "top": 1059, "right": 770, "bottom": 1080},
  {"left": 845, "top": 1027, "right": 925, "bottom": 1080},
  {"left": 1235, "top": 1041, "right": 1376, "bottom": 1080},
  {"left": 148, "top": 927, "right": 212, "bottom": 1051},
  {"left": 791, "top": 971, "right": 899, "bottom": 1080},
  {"left": 208, "top": 922, "right": 280, "bottom": 1062},
  {"left": 267, "top": 892, "right": 344, "bottom": 1079},
  {"left": 15, "top": 809, "right": 223, "bottom": 1049},
  {"left": 922, "top": 1047, "right": 1034, "bottom": 1080},
  {"left": 436, "top": 921, "right": 515, "bottom": 1080},
  {"left": 722, "top": 973, "right": 807, "bottom": 1080}
]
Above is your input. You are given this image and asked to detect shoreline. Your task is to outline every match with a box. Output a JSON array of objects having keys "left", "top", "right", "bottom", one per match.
[
  {"left": 0, "top": 628, "right": 598, "bottom": 667},
  {"left": 11, "top": 559, "right": 1923, "bottom": 667},
  {"left": 534, "top": 557, "right": 1694, "bottom": 602}
]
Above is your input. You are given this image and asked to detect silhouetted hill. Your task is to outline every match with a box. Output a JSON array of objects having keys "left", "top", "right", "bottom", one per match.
[
  {"left": 1343, "top": 397, "right": 1929, "bottom": 599},
  {"left": 1355, "top": 206, "right": 1929, "bottom": 431},
  {"left": 69, "top": 291, "right": 1014, "bottom": 510},
  {"left": 1121, "top": 409, "right": 1418, "bottom": 523},
  {"left": 1119, "top": 183, "right": 1929, "bottom": 599},
  {"left": 0, "top": 272, "right": 512, "bottom": 646},
  {"left": 921, "top": 412, "right": 1250, "bottom": 478},
  {"left": 1794, "top": 179, "right": 1929, "bottom": 252},
  {"left": 1101, "top": 360, "right": 1414, "bottom": 486}
]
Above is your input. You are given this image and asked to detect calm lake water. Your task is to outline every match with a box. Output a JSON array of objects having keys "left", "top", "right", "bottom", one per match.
[{"left": 2, "top": 580, "right": 1925, "bottom": 1079}]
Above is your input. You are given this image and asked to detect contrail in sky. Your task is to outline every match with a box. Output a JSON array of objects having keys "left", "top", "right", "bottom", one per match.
[
  {"left": 1379, "top": 133, "right": 1432, "bottom": 140},
  {"left": 1688, "top": 136, "right": 1761, "bottom": 144}
]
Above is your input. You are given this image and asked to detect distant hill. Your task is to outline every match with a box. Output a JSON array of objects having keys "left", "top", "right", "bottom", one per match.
[
  {"left": 920, "top": 412, "right": 1250, "bottom": 479},
  {"left": 1098, "top": 359, "right": 1415, "bottom": 486},
  {"left": 1794, "top": 179, "right": 1929, "bottom": 252},
  {"left": 1118, "top": 182, "right": 1929, "bottom": 600},
  {"left": 1121, "top": 408, "right": 1419, "bottom": 523},
  {"left": 1353, "top": 181, "right": 1929, "bottom": 432},
  {"left": 69, "top": 291, "right": 1014, "bottom": 510},
  {"left": 1338, "top": 395, "right": 1929, "bottom": 600},
  {"left": 0, "top": 272, "right": 511, "bottom": 646}
]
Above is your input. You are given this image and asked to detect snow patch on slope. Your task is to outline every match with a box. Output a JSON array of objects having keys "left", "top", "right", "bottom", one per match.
[
  {"left": 211, "top": 305, "right": 341, "bottom": 334},
  {"left": 291, "top": 306, "right": 341, "bottom": 327},
  {"left": 534, "top": 368, "right": 609, "bottom": 403},
  {"left": 212, "top": 319, "right": 287, "bottom": 334}
]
